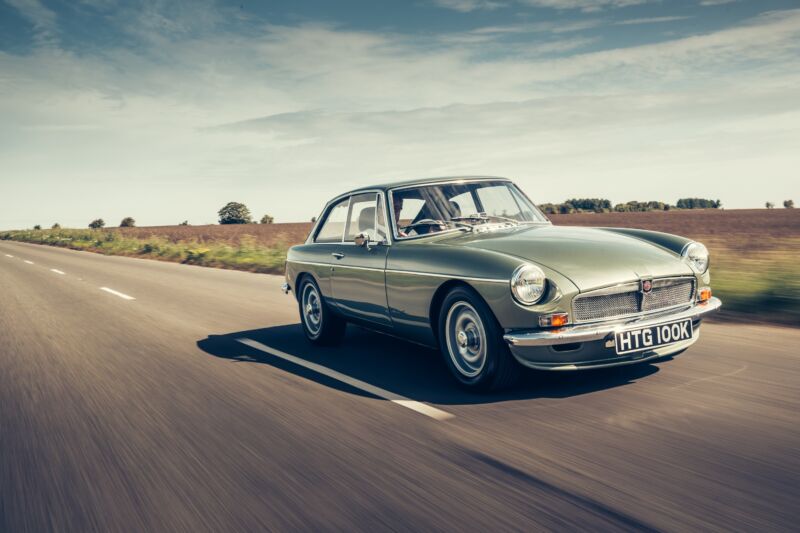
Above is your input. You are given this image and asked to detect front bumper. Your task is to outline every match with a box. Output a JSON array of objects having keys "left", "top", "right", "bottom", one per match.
[{"left": 503, "top": 297, "right": 721, "bottom": 370}]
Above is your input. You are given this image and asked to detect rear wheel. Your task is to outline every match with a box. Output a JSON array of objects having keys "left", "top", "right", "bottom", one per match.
[
  {"left": 438, "top": 286, "right": 520, "bottom": 391},
  {"left": 298, "top": 277, "right": 346, "bottom": 346}
]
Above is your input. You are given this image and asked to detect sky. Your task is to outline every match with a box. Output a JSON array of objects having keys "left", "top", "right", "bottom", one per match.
[{"left": 1, "top": 0, "right": 798, "bottom": 228}]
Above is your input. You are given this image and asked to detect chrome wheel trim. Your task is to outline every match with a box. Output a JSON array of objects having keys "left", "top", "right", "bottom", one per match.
[
  {"left": 445, "top": 301, "right": 487, "bottom": 378},
  {"left": 301, "top": 282, "right": 322, "bottom": 336}
]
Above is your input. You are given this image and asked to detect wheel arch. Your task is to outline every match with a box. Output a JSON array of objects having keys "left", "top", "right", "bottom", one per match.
[{"left": 429, "top": 279, "right": 490, "bottom": 343}]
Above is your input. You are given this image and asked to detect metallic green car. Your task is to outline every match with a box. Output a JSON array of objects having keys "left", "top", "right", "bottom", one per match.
[{"left": 283, "top": 176, "right": 721, "bottom": 391}]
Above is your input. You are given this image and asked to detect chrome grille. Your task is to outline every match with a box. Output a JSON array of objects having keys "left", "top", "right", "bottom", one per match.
[
  {"left": 642, "top": 279, "right": 695, "bottom": 312},
  {"left": 573, "top": 291, "right": 639, "bottom": 322},
  {"left": 573, "top": 278, "right": 695, "bottom": 323}
]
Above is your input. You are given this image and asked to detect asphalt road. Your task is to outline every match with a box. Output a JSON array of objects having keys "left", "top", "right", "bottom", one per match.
[{"left": 1, "top": 240, "right": 798, "bottom": 532}]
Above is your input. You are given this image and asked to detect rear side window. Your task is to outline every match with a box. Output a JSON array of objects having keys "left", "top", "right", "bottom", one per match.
[
  {"left": 345, "top": 193, "right": 380, "bottom": 241},
  {"left": 315, "top": 197, "right": 349, "bottom": 243}
]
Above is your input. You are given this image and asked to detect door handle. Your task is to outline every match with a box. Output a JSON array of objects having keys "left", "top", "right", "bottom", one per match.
[{"left": 331, "top": 252, "right": 345, "bottom": 260}]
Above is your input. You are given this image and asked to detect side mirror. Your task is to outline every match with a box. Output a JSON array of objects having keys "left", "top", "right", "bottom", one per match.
[{"left": 354, "top": 233, "right": 371, "bottom": 248}]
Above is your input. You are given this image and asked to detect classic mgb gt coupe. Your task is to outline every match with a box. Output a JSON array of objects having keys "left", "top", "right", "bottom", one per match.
[{"left": 282, "top": 177, "right": 721, "bottom": 391}]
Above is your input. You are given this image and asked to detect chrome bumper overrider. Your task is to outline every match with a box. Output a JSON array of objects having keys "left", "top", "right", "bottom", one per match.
[
  {"left": 504, "top": 297, "right": 721, "bottom": 347},
  {"left": 281, "top": 283, "right": 291, "bottom": 294}
]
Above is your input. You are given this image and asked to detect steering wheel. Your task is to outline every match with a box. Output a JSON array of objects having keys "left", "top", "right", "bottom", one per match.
[{"left": 402, "top": 219, "right": 446, "bottom": 235}]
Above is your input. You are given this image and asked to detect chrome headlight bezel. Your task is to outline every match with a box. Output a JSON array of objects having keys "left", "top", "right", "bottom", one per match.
[
  {"left": 510, "top": 264, "right": 547, "bottom": 305},
  {"left": 682, "top": 242, "right": 709, "bottom": 273}
]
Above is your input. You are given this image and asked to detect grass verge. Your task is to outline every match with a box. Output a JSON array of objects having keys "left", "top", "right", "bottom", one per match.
[{"left": 0, "top": 228, "right": 288, "bottom": 275}]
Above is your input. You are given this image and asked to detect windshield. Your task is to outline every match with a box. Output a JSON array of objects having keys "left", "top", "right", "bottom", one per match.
[{"left": 389, "top": 180, "right": 549, "bottom": 239}]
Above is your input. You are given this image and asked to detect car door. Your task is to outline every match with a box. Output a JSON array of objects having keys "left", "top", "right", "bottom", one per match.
[
  {"left": 330, "top": 192, "right": 392, "bottom": 327},
  {"left": 307, "top": 195, "right": 351, "bottom": 301}
]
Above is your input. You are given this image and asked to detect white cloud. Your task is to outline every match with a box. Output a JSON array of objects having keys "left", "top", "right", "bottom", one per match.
[
  {"left": 700, "top": 0, "right": 737, "bottom": 6},
  {"left": 519, "top": 0, "right": 650, "bottom": 12},
  {"left": 433, "top": 0, "right": 507, "bottom": 12},
  {"left": 614, "top": 16, "right": 693, "bottom": 25},
  {"left": 1, "top": 7, "right": 799, "bottom": 226}
]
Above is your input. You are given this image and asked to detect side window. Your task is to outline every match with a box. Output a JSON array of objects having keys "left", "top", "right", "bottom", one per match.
[
  {"left": 315, "top": 197, "right": 349, "bottom": 243},
  {"left": 345, "top": 193, "right": 379, "bottom": 241}
]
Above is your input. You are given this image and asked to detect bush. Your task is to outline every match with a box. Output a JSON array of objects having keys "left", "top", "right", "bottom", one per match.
[
  {"left": 120, "top": 217, "right": 136, "bottom": 227},
  {"left": 33, "top": 225, "right": 41, "bottom": 230},
  {"left": 260, "top": 214, "right": 274, "bottom": 224},
  {"left": 785, "top": 199, "right": 795, "bottom": 209},
  {"left": 89, "top": 218, "right": 105, "bottom": 229},
  {"left": 766, "top": 202, "right": 775, "bottom": 209},
  {"left": 52, "top": 223, "right": 61, "bottom": 229},
  {"left": 218, "top": 202, "right": 252, "bottom": 225},
  {"left": 179, "top": 220, "right": 189, "bottom": 226}
]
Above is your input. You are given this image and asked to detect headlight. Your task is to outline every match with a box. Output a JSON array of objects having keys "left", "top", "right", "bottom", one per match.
[
  {"left": 682, "top": 242, "right": 709, "bottom": 273},
  {"left": 511, "top": 264, "right": 547, "bottom": 305}
]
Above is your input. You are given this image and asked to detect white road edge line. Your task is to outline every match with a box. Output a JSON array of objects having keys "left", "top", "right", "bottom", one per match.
[
  {"left": 50, "top": 269, "right": 66, "bottom": 275},
  {"left": 24, "top": 260, "right": 34, "bottom": 265},
  {"left": 4, "top": 254, "right": 13, "bottom": 258},
  {"left": 100, "top": 287, "right": 136, "bottom": 300},
  {"left": 236, "top": 338, "right": 455, "bottom": 421}
]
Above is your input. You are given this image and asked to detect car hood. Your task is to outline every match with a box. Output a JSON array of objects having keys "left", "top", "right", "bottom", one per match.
[{"left": 443, "top": 224, "right": 694, "bottom": 290}]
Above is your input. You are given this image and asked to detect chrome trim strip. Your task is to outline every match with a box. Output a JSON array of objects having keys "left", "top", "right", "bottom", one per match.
[
  {"left": 287, "top": 260, "right": 508, "bottom": 283},
  {"left": 504, "top": 297, "right": 720, "bottom": 347},
  {"left": 384, "top": 269, "right": 508, "bottom": 284},
  {"left": 288, "top": 260, "right": 333, "bottom": 268}
]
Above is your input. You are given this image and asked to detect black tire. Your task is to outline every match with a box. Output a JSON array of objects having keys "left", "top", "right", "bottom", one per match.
[
  {"left": 437, "top": 286, "right": 520, "bottom": 391},
  {"left": 298, "top": 276, "right": 346, "bottom": 346}
]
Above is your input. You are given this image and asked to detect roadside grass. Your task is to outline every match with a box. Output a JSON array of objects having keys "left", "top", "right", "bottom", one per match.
[
  {"left": 710, "top": 245, "right": 800, "bottom": 326},
  {"left": 0, "top": 229, "right": 287, "bottom": 274},
  {"left": 2, "top": 227, "right": 798, "bottom": 326}
]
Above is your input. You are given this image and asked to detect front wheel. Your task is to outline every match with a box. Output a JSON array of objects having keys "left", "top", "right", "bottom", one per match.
[
  {"left": 438, "top": 286, "right": 520, "bottom": 391},
  {"left": 298, "top": 277, "right": 346, "bottom": 346}
]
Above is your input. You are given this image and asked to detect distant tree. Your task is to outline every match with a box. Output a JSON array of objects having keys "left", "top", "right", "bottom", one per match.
[
  {"left": 765, "top": 202, "right": 774, "bottom": 209},
  {"left": 120, "top": 217, "right": 136, "bottom": 227},
  {"left": 260, "top": 214, "right": 274, "bottom": 224},
  {"left": 89, "top": 218, "right": 105, "bottom": 229},
  {"left": 51, "top": 223, "right": 61, "bottom": 229},
  {"left": 784, "top": 199, "right": 795, "bottom": 209},
  {"left": 179, "top": 220, "right": 189, "bottom": 226},
  {"left": 33, "top": 224, "right": 41, "bottom": 230},
  {"left": 676, "top": 198, "right": 721, "bottom": 209},
  {"left": 311, "top": 216, "right": 317, "bottom": 223},
  {"left": 564, "top": 198, "right": 612, "bottom": 213},
  {"left": 218, "top": 202, "right": 252, "bottom": 224}
]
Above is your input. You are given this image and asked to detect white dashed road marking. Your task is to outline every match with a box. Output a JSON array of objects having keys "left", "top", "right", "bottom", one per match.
[
  {"left": 236, "top": 338, "right": 455, "bottom": 421},
  {"left": 100, "top": 287, "right": 136, "bottom": 300},
  {"left": 50, "top": 269, "right": 66, "bottom": 275},
  {"left": 24, "top": 260, "right": 34, "bottom": 265},
  {"left": 4, "top": 254, "right": 13, "bottom": 258}
]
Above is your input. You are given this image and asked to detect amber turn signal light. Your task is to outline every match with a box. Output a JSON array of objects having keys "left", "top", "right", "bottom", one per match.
[
  {"left": 697, "top": 287, "right": 712, "bottom": 302},
  {"left": 539, "top": 313, "right": 569, "bottom": 327}
]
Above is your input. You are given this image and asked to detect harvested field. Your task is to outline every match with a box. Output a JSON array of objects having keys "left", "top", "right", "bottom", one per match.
[
  {"left": 113, "top": 209, "right": 799, "bottom": 250},
  {"left": 116, "top": 223, "right": 313, "bottom": 248}
]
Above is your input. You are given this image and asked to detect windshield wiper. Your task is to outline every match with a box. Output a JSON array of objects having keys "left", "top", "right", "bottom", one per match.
[{"left": 451, "top": 214, "right": 521, "bottom": 226}]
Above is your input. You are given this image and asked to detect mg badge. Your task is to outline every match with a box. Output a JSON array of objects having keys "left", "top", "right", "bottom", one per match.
[{"left": 641, "top": 279, "right": 653, "bottom": 294}]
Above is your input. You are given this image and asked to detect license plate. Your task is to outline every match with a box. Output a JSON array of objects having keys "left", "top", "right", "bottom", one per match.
[{"left": 614, "top": 318, "right": 693, "bottom": 355}]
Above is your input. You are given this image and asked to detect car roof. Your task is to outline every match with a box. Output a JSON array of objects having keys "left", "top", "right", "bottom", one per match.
[{"left": 344, "top": 176, "right": 512, "bottom": 196}]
